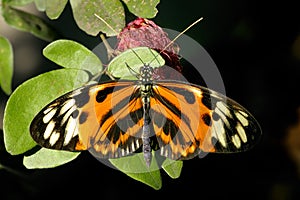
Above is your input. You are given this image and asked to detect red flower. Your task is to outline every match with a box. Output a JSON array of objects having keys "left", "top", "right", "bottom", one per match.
[{"left": 115, "top": 18, "right": 183, "bottom": 80}]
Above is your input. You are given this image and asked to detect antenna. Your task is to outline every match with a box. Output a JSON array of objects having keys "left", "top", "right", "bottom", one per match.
[
  {"left": 130, "top": 49, "right": 147, "bottom": 66},
  {"left": 148, "top": 17, "right": 204, "bottom": 66},
  {"left": 160, "top": 17, "right": 203, "bottom": 53}
]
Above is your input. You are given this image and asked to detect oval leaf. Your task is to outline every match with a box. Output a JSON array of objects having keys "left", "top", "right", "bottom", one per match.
[
  {"left": 3, "top": 69, "right": 89, "bottom": 155},
  {"left": 109, "top": 153, "right": 162, "bottom": 190},
  {"left": 0, "top": 35, "right": 13, "bottom": 95},
  {"left": 109, "top": 153, "right": 160, "bottom": 174},
  {"left": 43, "top": 39, "right": 103, "bottom": 75},
  {"left": 2, "top": 6, "right": 58, "bottom": 41},
  {"left": 23, "top": 148, "right": 80, "bottom": 169},
  {"left": 108, "top": 47, "right": 165, "bottom": 79},
  {"left": 122, "top": 0, "right": 160, "bottom": 18},
  {"left": 70, "top": 0, "right": 125, "bottom": 36},
  {"left": 45, "top": 0, "right": 68, "bottom": 19},
  {"left": 126, "top": 171, "right": 162, "bottom": 190},
  {"left": 162, "top": 159, "right": 183, "bottom": 179}
]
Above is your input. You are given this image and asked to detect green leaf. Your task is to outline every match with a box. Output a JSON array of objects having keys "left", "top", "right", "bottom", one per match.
[
  {"left": 0, "top": 35, "right": 13, "bottom": 95},
  {"left": 122, "top": 0, "right": 160, "bottom": 18},
  {"left": 109, "top": 153, "right": 160, "bottom": 174},
  {"left": 45, "top": 0, "right": 68, "bottom": 19},
  {"left": 69, "top": 0, "right": 125, "bottom": 36},
  {"left": 34, "top": 0, "right": 46, "bottom": 11},
  {"left": 2, "top": 6, "right": 58, "bottom": 41},
  {"left": 3, "top": 69, "right": 89, "bottom": 155},
  {"left": 108, "top": 47, "right": 165, "bottom": 79},
  {"left": 126, "top": 171, "right": 162, "bottom": 190},
  {"left": 4, "top": 0, "right": 34, "bottom": 6},
  {"left": 43, "top": 39, "right": 102, "bottom": 75},
  {"left": 109, "top": 153, "right": 162, "bottom": 190},
  {"left": 23, "top": 148, "right": 80, "bottom": 169},
  {"left": 162, "top": 159, "right": 183, "bottom": 179}
]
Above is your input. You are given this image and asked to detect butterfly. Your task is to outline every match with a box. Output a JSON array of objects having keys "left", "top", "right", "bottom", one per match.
[{"left": 30, "top": 50, "right": 262, "bottom": 167}]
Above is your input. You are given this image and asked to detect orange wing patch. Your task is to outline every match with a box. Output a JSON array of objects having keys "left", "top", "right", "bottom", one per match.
[
  {"left": 78, "top": 82, "right": 144, "bottom": 158},
  {"left": 150, "top": 81, "right": 261, "bottom": 159},
  {"left": 150, "top": 82, "right": 215, "bottom": 160}
]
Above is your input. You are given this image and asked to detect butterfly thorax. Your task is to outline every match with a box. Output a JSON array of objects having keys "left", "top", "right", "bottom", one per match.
[
  {"left": 139, "top": 65, "right": 154, "bottom": 84},
  {"left": 139, "top": 64, "right": 154, "bottom": 99},
  {"left": 139, "top": 64, "right": 154, "bottom": 105}
]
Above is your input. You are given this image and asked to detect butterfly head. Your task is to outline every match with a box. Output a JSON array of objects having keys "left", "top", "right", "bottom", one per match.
[{"left": 139, "top": 65, "right": 154, "bottom": 84}]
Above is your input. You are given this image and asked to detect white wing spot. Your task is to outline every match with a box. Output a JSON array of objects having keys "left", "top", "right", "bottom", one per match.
[
  {"left": 160, "top": 146, "right": 164, "bottom": 155},
  {"left": 236, "top": 123, "right": 247, "bottom": 143},
  {"left": 213, "top": 119, "right": 227, "bottom": 148},
  {"left": 44, "top": 120, "right": 55, "bottom": 139},
  {"left": 239, "top": 110, "right": 248, "bottom": 117},
  {"left": 216, "top": 101, "right": 232, "bottom": 118},
  {"left": 235, "top": 111, "right": 249, "bottom": 126},
  {"left": 215, "top": 107, "right": 230, "bottom": 127},
  {"left": 164, "top": 148, "right": 168, "bottom": 157},
  {"left": 60, "top": 99, "right": 76, "bottom": 115},
  {"left": 49, "top": 131, "right": 60, "bottom": 146},
  {"left": 61, "top": 105, "right": 77, "bottom": 125},
  {"left": 72, "top": 125, "right": 79, "bottom": 137},
  {"left": 64, "top": 117, "right": 77, "bottom": 146},
  {"left": 131, "top": 142, "right": 135, "bottom": 151},
  {"left": 43, "top": 108, "right": 57, "bottom": 124},
  {"left": 232, "top": 134, "right": 241, "bottom": 148},
  {"left": 135, "top": 139, "right": 140, "bottom": 148},
  {"left": 160, "top": 146, "right": 168, "bottom": 157},
  {"left": 43, "top": 107, "right": 53, "bottom": 114},
  {"left": 114, "top": 151, "right": 119, "bottom": 157}
]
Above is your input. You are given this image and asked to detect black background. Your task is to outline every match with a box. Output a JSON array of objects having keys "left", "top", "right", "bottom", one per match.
[{"left": 1, "top": 1, "right": 300, "bottom": 199}]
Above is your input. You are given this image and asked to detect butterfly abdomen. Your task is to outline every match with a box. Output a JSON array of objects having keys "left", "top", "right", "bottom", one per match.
[{"left": 140, "top": 82, "right": 153, "bottom": 166}]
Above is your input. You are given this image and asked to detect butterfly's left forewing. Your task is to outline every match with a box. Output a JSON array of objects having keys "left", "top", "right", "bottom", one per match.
[{"left": 150, "top": 81, "right": 261, "bottom": 160}]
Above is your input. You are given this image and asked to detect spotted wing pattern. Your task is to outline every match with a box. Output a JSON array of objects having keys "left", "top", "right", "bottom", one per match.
[{"left": 30, "top": 80, "right": 261, "bottom": 160}]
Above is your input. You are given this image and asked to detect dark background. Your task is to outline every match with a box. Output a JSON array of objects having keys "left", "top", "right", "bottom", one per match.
[{"left": 1, "top": 0, "right": 300, "bottom": 199}]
